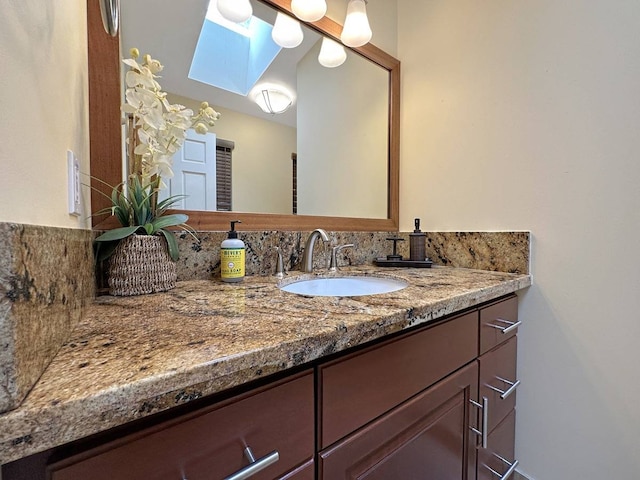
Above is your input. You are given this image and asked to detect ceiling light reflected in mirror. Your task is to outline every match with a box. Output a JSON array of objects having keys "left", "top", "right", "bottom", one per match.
[
  {"left": 254, "top": 86, "right": 294, "bottom": 114},
  {"left": 318, "top": 37, "right": 347, "bottom": 68},
  {"left": 216, "top": 0, "right": 253, "bottom": 23},
  {"left": 291, "top": 0, "right": 327, "bottom": 22},
  {"left": 272, "top": 12, "right": 304, "bottom": 48},
  {"left": 341, "top": 0, "right": 372, "bottom": 47}
]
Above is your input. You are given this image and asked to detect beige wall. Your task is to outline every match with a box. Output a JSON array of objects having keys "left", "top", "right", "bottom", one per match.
[
  {"left": 398, "top": 0, "right": 640, "bottom": 478},
  {"left": 297, "top": 41, "right": 389, "bottom": 218},
  {"left": 0, "top": 0, "right": 90, "bottom": 228},
  {"left": 167, "top": 93, "right": 296, "bottom": 214}
]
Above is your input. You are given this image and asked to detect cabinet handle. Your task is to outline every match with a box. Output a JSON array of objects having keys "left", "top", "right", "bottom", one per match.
[
  {"left": 487, "top": 376, "right": 521, "bottom": 400},
  {"left": 469, "top": 397, "right": 489, "bottom": 448},
  {"left": 223, "top": 446, "right": 280, "bottom": 480},
  {"left": 486, "top": 318, "right": 522, "bottom": 334},
  {"left": 485, "top": 454, "right": 519, "bottom": 480}
]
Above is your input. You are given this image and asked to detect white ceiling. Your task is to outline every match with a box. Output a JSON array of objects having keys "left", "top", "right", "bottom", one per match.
[{"left": 120, "top": 0, "right": 322, "bottom": 127}]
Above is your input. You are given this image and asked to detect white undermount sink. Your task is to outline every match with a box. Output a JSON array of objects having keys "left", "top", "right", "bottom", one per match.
[{"left": 279, "top": 275, "right": 408, "bottom": 297}]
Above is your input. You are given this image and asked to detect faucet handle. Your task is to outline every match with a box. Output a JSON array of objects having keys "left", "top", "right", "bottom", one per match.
[
  {"left": 329, "top": 244, "right": 355, "bottom": 272},
  {"left": 273, "top": 246, "right": 286, "bottom": 279},
  {"left": 385, "top": 237, "right": 405, "bottom": 260}
]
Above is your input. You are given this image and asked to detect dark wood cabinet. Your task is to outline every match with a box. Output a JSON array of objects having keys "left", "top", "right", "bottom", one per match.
[
  {"left": 477, "top": 411, "right": 517, "bottom": 480},
  {"left": 479, "top": 336, "right": 518, "bottom": 434},
  {"left": 4, "top": 295, "right": 521, "bottom": 480},
  {"left": 47, "top": 372, "right": 315, "bottom": 480},
  {"left": 318, "top": 311, "right": 478, "bottom": 449},
  {"left": 476, "top": 297, "right": 520, "bottom": 480},
  {"left": 479, "top": 295, "right": 519, "bottom": 355},
  {"left": 281, "top": 460, "right": 315, "bottom": 480},
  {"left": 318, "top": 362, "right": 479, "bottom": 480}
]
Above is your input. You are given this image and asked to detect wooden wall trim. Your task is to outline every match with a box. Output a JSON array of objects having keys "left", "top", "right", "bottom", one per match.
[{"left": 87, "top": 0, "right": 122, "bottom": 226}]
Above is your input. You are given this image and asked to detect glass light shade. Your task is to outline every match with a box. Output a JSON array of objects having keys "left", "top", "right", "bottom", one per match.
[
  {"left": 272, "top": 12, "right": 304, "bottom": 48},
  {"left": 255, "top": 88, "right": 293, "bottom": 114},
  {"left": 340, "top": 0, "right": 372, "bottom": 47},
  {"left": 217, "top": 0, "right": 252, "bottom": 23},
  {"left": 291, "top": 0, "right": 327, "bottom": 22},
  {"left": 318, "top": 37, "right": 347, "bottom": 68}
]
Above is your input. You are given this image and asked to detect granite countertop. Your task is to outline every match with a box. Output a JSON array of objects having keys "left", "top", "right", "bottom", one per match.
[{"left": 0, "top": 266, "right": 531, "bottom": 465}]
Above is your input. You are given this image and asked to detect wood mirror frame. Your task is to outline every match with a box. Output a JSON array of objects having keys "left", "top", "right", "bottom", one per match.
[{"left": 88, "top": 0, "right": 400, "bottom": 232}]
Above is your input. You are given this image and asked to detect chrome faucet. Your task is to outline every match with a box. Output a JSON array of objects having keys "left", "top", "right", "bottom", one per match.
[
  {"left": 301, "top": 229, "right": 329, "bottom": 273},
  {"left": 329, "top": 244, "right": 355, "bottom": 272},
  {"left": 273, "top": 246, "right": 286, "bottom": 279}
]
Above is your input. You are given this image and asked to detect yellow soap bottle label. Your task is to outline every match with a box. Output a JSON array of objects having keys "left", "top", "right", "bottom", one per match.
[{"left": 221, "top": 248, "right": 245, "bottom": 279}]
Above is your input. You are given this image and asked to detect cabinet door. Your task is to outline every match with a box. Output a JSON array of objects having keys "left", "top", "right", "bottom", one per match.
[
  {"left": 319, "top": 362, "right": 478, "bottom": 480},
  {"left": 477, "top": 410, "right": 518, "bottom": 480},
  {"left": 48, "top": 372, "right": 314, "bottom": 480}
]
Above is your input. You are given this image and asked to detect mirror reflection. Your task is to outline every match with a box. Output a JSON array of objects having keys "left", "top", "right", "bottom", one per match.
[{"left": 121, "top": 0, "right": 389, "bottom": 219}]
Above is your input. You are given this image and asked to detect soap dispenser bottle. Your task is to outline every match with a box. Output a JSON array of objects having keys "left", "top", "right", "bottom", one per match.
[
  {"left": 409, "top": 218, "right": 426, "bottom": 261},
  {"left": 221, "top": 220, "right": 245, "bottom": 283}
]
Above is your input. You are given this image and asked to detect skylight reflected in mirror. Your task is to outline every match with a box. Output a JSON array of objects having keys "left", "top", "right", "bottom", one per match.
[{"left": 190, "top": 0, "right": 282, "bottom": 96}]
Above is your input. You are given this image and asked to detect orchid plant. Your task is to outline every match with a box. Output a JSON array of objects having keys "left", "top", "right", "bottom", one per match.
[{"left": 94, "top": 49, "right": 221, "bottom": 262}]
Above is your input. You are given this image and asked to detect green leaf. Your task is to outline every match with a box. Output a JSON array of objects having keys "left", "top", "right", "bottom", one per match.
[
  {"left": 94, "top": 239, "right": 120, "bottom": 262},
  {"left": 95, "top": 225, "right": 141, "bottom": 242},
  {"left": 115, "top": 205, "right": 130, "bottom": 227},
  {"left": 159, "top": 229, "right": 180, "bottom": 261},
  {"left": 156, "top": 194, "right": 187, "bottom": 214},
  {"left": 143, "top": 223, "right": 154, "bottom": 235},
  {"left": 111, "top": 185, "right": 120, "bottom": 207},
  {"left": 152, "top": 214, "right": 189, "bottom": 231}
]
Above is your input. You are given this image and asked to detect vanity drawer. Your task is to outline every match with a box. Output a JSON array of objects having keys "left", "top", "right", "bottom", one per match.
[
  {"left": 48, "top": 371, "right": 314, "bottom": 480},
  {"left": 319, "top": 311, "right": 478, "bottom": 449},
  {"left": 479, "top": 335, "right": 518, "bottom": 433},
  {"left": 477, "top": 409, "right": 518, "bottom": 480},
  {"left": 479, "top": 295, "right": 519, "bottom": 355}
]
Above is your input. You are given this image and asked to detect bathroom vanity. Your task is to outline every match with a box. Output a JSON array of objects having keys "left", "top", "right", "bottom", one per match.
[{"left": 0, "top": 267, "right": 530, "bottom": 479}]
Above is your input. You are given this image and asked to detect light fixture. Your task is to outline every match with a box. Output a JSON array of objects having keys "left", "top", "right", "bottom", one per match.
[
  {"left": 216, "top": 0, "right": 253, "bottom": 24},
  {"left": 254, "top": 87, "right": 294, "bottom": 115},
  {"left": 340, "top": 0, "right": 372, "bottom": 48},
  {"left": 291, "top": 0, "right": 327, "bottom": 22},
  {"left": 272, "top": 12, "right": 304, "bottom": 48},
  {"left": 318, "top": 37, "right": 347, "bottom": 68}
]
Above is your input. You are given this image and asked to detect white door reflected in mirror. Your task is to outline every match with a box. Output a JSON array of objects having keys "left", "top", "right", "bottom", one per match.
[{"left": 159, "top": 130, "right": 217, "bottom": 211}]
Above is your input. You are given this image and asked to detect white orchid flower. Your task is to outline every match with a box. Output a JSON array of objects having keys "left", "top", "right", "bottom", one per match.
[{"left": 123, "top": 49, "right": 221, "bottom": 189}]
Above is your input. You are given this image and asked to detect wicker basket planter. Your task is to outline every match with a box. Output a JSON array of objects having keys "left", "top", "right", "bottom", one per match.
[{"left": 108, "top": 234, "right": 177, "bottom": 296}]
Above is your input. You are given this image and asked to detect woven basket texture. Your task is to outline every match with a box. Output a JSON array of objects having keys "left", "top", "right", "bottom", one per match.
[{"left": 108, "top": 234, "right": 176, "bottom": 296}]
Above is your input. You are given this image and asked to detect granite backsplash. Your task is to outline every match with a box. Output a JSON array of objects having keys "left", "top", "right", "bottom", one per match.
[
  {"left": 172, "top": 230, "right": 530, "bottom": 281},
  {"left": 0, "top": 223, "right": 95, "bottom": 413}
]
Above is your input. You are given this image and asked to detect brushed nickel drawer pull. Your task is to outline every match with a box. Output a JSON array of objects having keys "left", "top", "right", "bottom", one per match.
[
  {"left": 469, "top": 397, "right": 489, "bottom": 448},
  {"left": 486, "top": 318, "right": 522, "bottom": 334},
  {"left": 485, "top": 454, "right": 519, "bottom": 479},
  {"left": 223, "top": 446, "right": 280, "bottom": 480},
  {"left": 487, "top": 376, "right": 521, "bottom": 400}
]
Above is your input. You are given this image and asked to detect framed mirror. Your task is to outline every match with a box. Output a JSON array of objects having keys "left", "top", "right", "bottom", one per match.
[{"left": 88, "top": 0, "right": 399, "bottom": 231}]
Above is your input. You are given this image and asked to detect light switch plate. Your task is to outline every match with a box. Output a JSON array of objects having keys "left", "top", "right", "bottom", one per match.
[{"left": 67, "top": 150, "right": 81, "bottom": 216}]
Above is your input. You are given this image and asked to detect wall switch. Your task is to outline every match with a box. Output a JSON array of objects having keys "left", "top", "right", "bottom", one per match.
[{"left": 67, "top": 150, "right": 81, "bottom": 216}]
